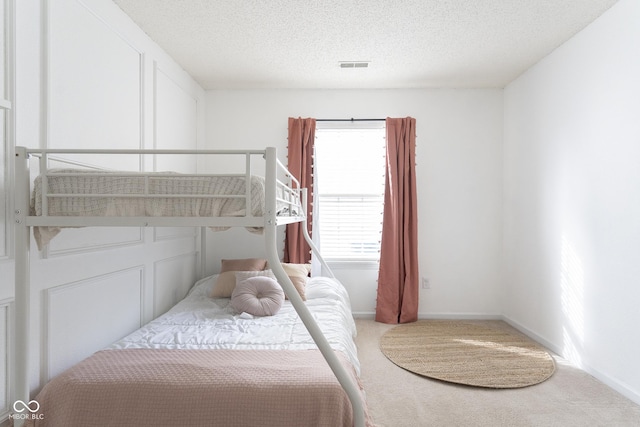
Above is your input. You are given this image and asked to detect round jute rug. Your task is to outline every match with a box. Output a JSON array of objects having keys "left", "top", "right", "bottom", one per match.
[{"left": 379, "top": 320, "right": 555, "bottom": 388}]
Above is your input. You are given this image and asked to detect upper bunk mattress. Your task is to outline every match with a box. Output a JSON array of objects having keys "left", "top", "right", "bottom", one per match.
[
  {"left": 32, "top": 169, "right": 266, "bottom": 218},
  {"left": 30, "top": 169, "right": 283, "bottom": 248}
]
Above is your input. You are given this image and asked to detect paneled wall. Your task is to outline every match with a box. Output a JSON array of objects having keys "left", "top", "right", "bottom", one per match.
[
  {"left": 0, "top": 300, "right": 9, "bottom": 420},
  {"left": 0, "top": 0, "right": 205, "bottom": 421},
  {"left": 0, "top": 0, "right": 14, "bottom": 420}
]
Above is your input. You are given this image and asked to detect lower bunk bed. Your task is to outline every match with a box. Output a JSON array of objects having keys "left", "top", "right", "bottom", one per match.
[{"left": 25, "top": 273, "right": 372, "bottom": 427}]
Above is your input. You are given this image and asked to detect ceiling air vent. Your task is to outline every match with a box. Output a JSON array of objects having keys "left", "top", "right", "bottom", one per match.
[{"left": 339, "top": 61, "right": 370, "bottom": 69}]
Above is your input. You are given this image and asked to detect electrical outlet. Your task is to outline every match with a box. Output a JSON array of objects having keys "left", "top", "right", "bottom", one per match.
[{"left": 421, "top": 277, "right": 430, "bottom": 289}]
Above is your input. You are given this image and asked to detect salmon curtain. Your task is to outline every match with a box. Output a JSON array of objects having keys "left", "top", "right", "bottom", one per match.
[
  {"left": 375, "top": 117, "right": 419, "bottom": 324},
  {"left": 283, "top": 117, "right": 316, "bottom": 264}
]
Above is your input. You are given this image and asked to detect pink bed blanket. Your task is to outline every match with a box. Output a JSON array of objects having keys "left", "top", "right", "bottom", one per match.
[{"left": 24, "top": 349, "right": 372, "bottom": 427}]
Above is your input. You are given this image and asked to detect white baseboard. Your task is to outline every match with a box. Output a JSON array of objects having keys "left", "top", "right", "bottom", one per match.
[
  {"left": 418, "top": 312, "right": 503, "bottom": 320},
  {"left": 352, "top": 312, "right": 375, "bottom": 319},
  {"left": 501, "top": 315, "right": 640, "bottom": 407},
  {"left": 351, "top": 312, "right": 503, "bottom": 320},
  {"left": 585, "top": 365, "right": 640, "bottom": 406},
  {"left": 500, "top": 315, "right": 563, "bottom": 355}
]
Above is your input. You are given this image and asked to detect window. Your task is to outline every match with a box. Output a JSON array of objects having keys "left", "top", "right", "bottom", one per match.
[{"left": 314, "top": 124, "right": 386, "bottom": 262}]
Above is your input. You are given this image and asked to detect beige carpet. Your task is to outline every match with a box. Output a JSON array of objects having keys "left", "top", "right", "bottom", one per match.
[
  {"left": 356, "top": 319, "right": 640, "bottom": 427},
  {"left": 380, "top": 320, "right": 555, "bottom": 388}
]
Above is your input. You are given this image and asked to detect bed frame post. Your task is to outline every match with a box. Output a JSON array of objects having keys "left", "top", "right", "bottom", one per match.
[
  {"left": 199, "top": 227, "right": 207, "bottom": 279},
  {"left": 263, "top": 147, "right": 365, "bottom": 427},
  {"left": 13, "top": 147, "right": 31, "bottom": 427}
]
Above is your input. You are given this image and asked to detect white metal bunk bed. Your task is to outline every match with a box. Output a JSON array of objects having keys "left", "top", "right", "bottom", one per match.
[{"left": 13, "top": 146, "right": 367, "bottom": 427}]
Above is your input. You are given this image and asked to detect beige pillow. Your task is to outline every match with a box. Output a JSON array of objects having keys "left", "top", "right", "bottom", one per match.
[
  {"left": 281, "top": 263, "right": 312, "bottom": 276},
  {"left": 210, "top": 271, "right": 239, "bottom": 298},
  {"left": 210, "top": 258, "right": 268, "bottom": 298},
  {"left": 281, "top": 263, "right": 311, "bottom": 301},
  {"left": 220, "top": 258, "right": 267, "bottom": 272}
]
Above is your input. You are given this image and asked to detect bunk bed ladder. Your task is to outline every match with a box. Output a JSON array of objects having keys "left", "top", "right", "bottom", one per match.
[{"left": 263, "top": 147, "right": 366, "bottom": 427}]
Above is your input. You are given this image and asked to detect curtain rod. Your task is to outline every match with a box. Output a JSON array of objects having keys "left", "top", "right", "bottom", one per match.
[{"left": 316, "top": 118, "right": 386, "bottom": 122}]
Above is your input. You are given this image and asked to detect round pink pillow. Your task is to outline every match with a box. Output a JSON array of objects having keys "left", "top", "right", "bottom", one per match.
[{"left": 230, "top": 276, "right": 284, "bottom": 316}]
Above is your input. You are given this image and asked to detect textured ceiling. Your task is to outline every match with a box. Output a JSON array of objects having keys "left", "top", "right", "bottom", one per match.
[{"left": 113, "top": 0, "right": 618, "bottom": 90}]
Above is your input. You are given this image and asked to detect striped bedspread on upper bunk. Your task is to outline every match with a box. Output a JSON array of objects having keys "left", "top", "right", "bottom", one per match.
[{"left": 30, "top": 169, "right": 296, "bottom": 248}]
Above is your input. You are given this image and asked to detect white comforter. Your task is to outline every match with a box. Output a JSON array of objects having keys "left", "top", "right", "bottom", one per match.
[{"left": 108, "top": 275, "right": 360, "bottom": 373}]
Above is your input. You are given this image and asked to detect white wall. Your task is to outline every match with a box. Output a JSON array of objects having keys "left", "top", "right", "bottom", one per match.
[
  {"left": 0, "top": 0, "right": 205, "bottom": 420},
  {"left": 503, "top": 0, "right": 640, "bottom": 404},
  {"left": 205, "top": 89, "right": 504, "bottom": 317}
]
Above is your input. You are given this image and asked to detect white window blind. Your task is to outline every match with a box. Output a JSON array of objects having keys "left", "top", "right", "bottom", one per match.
[{"left": 315, "top": 126, "right": 386, "bottom": 261}]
